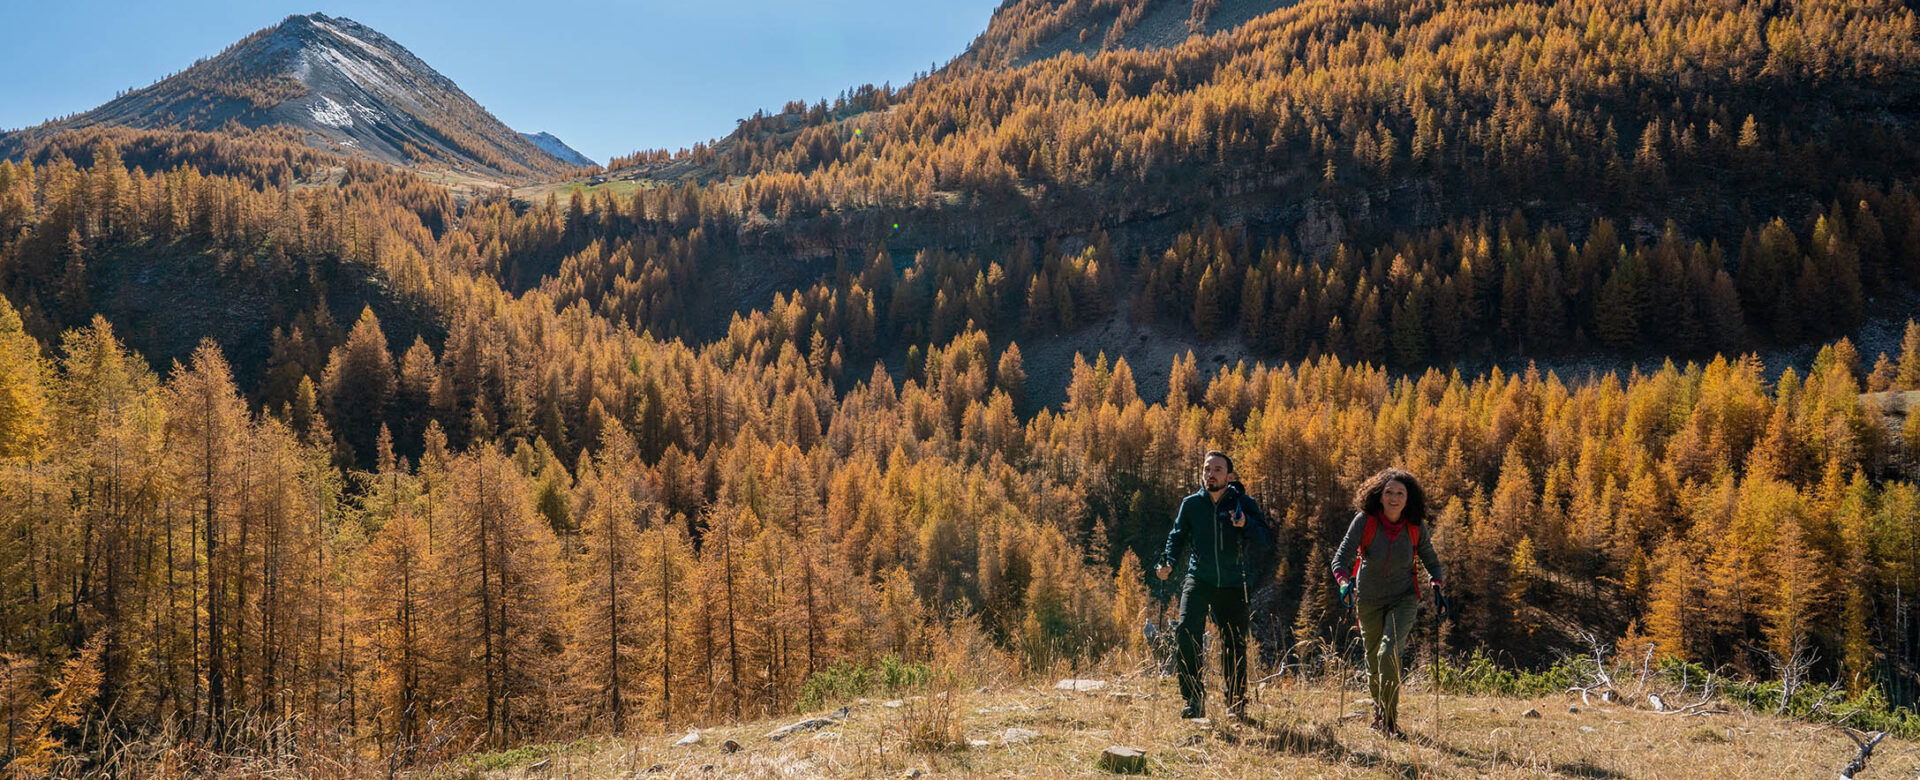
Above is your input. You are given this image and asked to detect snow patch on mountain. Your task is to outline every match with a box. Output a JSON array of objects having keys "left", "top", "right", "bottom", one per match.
[
  {"left": 308, "top": 43, "right": 407, "bottom": 100},
  {"left": 308, "top": 95, "right": 353, "bottom": 128},
  {"left": 350, "top": 101, "right": 385, "bottom": 125},
  {"left": 310, "top": 16, "right": 402, "bottom": 70}
]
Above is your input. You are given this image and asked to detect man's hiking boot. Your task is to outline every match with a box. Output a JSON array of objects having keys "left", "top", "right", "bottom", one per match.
[
  {"left": 1368, "top": 705, "right": 1385, "bottom": 733},
  {"left": 1180, "top": 702, "right": 1204, "bottom": 720},
  {"left": 1382, "top": 718, "right": 1406, "bottom": 739}
]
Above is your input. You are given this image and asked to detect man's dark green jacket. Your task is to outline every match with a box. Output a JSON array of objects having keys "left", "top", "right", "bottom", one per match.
[{"left": 1158, "top": 483, "right": 1275, "bottom": 587}]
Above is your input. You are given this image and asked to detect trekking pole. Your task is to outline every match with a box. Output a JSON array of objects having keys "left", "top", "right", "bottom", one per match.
[
  {"left": 1243, "top": 560, "right": 1257, "bottom": 713},
  {"left": 1430, "top": 587, "right": 1449, "bottom": 730},
  {"left": 1336, "top": 584, "right": 1356, "bottom": 726},
  {"left": 1431, "top": 601, "right": 1440, "bottom": 731},
  {"left": 1335, "top": 591, "right": 1348, "bottom": 726},
  {"left": 1336, "top": 631, "right": 1348, "bottom": 726}
]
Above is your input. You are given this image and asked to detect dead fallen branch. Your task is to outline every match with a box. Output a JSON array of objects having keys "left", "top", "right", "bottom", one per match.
[
  {"left": 1837, "top": 727, "right": 1887, "bottom": 779},
  {"left": 1565, "top": 630, "right": 1627, "bottom": 707}
]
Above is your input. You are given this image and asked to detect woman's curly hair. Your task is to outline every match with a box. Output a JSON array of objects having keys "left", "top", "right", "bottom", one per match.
[{"left": 1352, "top": 467, "right": 1429, "bottom": 526}]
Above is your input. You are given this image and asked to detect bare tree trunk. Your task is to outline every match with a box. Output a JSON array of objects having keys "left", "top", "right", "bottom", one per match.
[
  {"left": 400, "top": 558, "right": 418, "bottom": 754},
  {"left": 479, "top": 483, "right": 499, "bottom": 743},
  {"left": 660, "top": 527, "right": 672, "bottom": 728},
  {"left": 804, "top": 545, "right": 819, "bottom": 679},
  {"left": 203, "top": 388, "right": 225, "bottom": 746},
  {"left": 723, "top": 512, "right": 740, "bottom": 720},
  {"left": 607, "top": 527, "right": 623, "bottom": 732},
  {"left": 233, "top": 455, "right": 251, "bottom": 723}
]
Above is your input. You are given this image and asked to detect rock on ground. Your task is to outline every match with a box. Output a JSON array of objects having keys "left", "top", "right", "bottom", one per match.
[{"left": 1098, "top": 745, "right": 1148, "bottom": 774}]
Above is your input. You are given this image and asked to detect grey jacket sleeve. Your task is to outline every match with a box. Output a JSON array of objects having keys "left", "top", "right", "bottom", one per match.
[
  {"left": 1330, "top": 512, "right": 1366, "bottom": 582},
  {"left": 1416, "top": 524, "right": 1444, "bottom": 583}
]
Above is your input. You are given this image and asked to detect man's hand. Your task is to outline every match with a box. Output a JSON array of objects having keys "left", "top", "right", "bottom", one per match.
[
  {"left": 1156, "top": 564, "right": 1172, "bottom": 581},
  {"left": 1230, "top": 509, "right": 1246, "bottom": 528}
]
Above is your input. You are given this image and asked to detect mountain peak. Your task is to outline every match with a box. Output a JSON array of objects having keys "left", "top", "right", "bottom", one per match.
[
  {"left": 521, "top": 131, "right": 597, "bottom": 167},
  {"left": 25, "top": 13, "right": 581, "bottom": 179}
]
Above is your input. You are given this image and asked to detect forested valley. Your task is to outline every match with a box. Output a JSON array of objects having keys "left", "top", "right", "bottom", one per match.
[{"left": 4, "top": 0, "right": 1920, "bottom": 773}]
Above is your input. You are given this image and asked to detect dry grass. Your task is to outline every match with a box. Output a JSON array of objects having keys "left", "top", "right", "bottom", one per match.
[{"left": 446, "top": 664, "right": 1920, "bottom": 779}]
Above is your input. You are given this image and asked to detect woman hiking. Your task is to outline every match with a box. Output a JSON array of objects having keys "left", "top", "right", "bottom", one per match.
[{"left": 1331, "top": 467, "right": 1444, "bottom": 738}]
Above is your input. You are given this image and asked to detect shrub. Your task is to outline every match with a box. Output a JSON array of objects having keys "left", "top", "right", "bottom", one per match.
[{"left": 795, "top": 654, "right": 935, "bottom": 712}]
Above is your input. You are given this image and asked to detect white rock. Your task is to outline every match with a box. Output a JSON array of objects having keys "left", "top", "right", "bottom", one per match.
[
  {"left": 1001, "top": 727, "right": 1041, "bottom": 745},
  {"left": 1055, "top": 679, "right": 1109, "bottom": 692},
  {"left": 767, "top": 716, "right": 838, "bottom": 741},
  {"left": 673, "top": 730, "right": 702, "bottom": 747}
]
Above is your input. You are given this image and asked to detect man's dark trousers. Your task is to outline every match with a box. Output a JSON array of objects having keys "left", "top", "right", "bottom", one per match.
[{"left": 1175, "top": 576, "right": 1250, "bottom": 714}]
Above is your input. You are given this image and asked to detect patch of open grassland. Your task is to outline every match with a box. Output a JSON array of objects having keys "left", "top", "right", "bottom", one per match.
[{"left": 450, "top": 666, "right": 1919, "bottom": 779}]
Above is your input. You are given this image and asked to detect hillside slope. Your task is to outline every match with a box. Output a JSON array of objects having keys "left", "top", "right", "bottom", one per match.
[
  {"left": 955, "top": 0, "right": 1302, "bottom": 70},
  {"left": 566, "top": 0, "right": 1920, "bottom": 389}
]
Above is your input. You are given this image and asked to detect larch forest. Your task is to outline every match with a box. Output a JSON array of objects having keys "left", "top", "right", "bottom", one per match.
[{"left": 4, "top": 0, "right": 1920, "bottom": 775}]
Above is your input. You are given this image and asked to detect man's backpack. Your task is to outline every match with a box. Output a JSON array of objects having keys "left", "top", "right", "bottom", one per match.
[{"left": 1225, "top": 485, "right": 1277, "bottom": 583}]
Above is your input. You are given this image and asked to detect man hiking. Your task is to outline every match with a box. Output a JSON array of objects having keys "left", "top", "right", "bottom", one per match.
[{"left": 1157, "top": 450, "right": 1274, "bottom": 721}]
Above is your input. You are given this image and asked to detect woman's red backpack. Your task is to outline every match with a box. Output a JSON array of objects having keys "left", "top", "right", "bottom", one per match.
[{"left": 1349, "top": 514, "right": 1424, "bottom": 600}]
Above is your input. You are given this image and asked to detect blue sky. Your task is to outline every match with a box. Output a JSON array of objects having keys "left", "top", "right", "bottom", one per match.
[{"left": 0, "top": 0, "right": 1003, "bottom": 164}]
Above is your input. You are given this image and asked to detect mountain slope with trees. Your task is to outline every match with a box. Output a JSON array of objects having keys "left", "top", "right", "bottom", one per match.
[{"left": 585, "top": 0, "right": 1919, "bottom": 374}]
